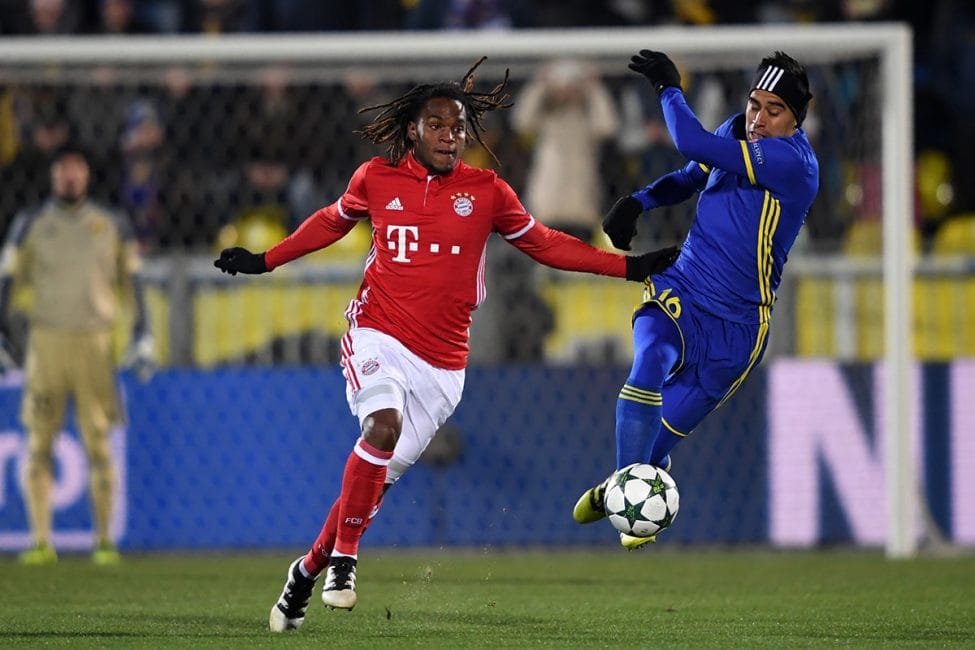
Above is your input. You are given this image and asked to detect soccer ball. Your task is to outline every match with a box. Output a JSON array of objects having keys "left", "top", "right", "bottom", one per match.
[{"left": 604, "top": 463, "right": 679, "bottom": 538}]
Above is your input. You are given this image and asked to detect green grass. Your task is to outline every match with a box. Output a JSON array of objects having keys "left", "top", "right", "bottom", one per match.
[{"left": 1, "top": 549, "right": 973, "bottom": 648}]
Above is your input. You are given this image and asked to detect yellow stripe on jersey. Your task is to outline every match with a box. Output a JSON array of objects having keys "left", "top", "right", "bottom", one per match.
[
  {"left": 619, "top": 384, "right": 663, "bottom": 406},
  {"left": 739, "top": 140, "right": 757, "bottom": 186},
  {"left": 716, "top": 320, "right": 769, "bottom": 410},
  {"left": 661, "top": 417, "right": 688, "bottom": 438},
  {"left": 756, "top": 190, "right": 781, "bottom": 323},
  {"left": 698, "top": 162, "right": 710, "bottom": 174}
]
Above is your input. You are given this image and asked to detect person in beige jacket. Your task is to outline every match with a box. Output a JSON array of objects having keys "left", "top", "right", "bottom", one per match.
[
  {"left": 512, "top": 58, "right": 620, "bottom": 243},
  {"left": 0, "top": 143, "right": 154, "bottom": 565}
]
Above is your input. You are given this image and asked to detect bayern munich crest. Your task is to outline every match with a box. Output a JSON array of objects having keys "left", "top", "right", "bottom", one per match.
[
  {"left": 360, "top": 358, "right": 380, "bottom": 376},
  {"left": 451, "top": 192, "right": 474, "bottom": 217}
]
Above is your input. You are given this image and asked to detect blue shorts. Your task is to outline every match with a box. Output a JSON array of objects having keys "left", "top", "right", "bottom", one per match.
[{"left": 636, "top": 280, "right": 770, "bottom": 437}]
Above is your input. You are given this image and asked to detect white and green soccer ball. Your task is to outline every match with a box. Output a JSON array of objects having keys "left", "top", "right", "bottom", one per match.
[{"left": 604, "top": 463, "right": 679, "bottom": 538}]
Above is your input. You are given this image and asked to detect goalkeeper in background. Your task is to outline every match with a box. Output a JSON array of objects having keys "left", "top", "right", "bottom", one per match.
[
  {"left": 573, "top": 50, "right": 819, "bottom": 549},
  {"left": 0, "top": 143, "right": 154, "bottom": 566}
]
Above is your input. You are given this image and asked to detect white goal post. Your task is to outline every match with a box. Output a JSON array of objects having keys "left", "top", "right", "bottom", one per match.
[{"left": 0, "top": 24, "right": 915, "bottom": 557}]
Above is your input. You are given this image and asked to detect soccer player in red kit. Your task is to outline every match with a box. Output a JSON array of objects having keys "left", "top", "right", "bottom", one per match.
[{"left": 214, "top": 58, "right": 679, "bottom": 632}]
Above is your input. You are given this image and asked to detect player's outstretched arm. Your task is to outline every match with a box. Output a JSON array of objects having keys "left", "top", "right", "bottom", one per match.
[
  {"left": 629, "top": 49, "right": 751, "bottom": 178},
  {"left": 604, "top": 161, "right": 707, "bottom": 251},
  {"left": 508, "top": 220, "right": 678, "bottom": 282}
]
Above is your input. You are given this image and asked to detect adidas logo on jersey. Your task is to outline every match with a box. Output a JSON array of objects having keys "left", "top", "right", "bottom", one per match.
[{"left": 385, "top": 197, "right": 404, "bottom": 211}]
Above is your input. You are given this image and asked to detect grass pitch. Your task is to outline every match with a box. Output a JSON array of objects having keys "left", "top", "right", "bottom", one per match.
[{"left": 1, "top": 549, "right": 973, "bottom": 648}]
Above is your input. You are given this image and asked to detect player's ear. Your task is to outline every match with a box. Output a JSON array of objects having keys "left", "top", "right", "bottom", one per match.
[{"left": 407, "top": 120, "right": 418, "bottom": 143}]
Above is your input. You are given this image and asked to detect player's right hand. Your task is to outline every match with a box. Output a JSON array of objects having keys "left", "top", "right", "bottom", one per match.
[
  {"left": 214, "top": 247, "right": 268, "bottom": 275},
  {"left": 602, "top": 195, "right": 643, "bottom": 251},
  {"left": 120, "top": 332, "right": 157, "bottom": 382}
]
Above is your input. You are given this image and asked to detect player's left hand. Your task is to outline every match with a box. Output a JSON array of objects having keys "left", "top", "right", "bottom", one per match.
[
  {"left": 629, "top": 50, "right": 681, "bottom": 95},
  {"left": 214, "top": 247, "right": 268, "bottom": 276},
  {"left": 625, "top": 245, "right": 680, "bottom": 282}
]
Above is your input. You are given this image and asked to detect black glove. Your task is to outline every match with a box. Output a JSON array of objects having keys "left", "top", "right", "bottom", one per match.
[
  {"left": 214, "top": 247, "right": 268, "bottom": 275},
  {"left": 602, "top": 195, "right": 643, "bottom": 251},
  {"left": 625, "top": 245, "right": 680, "bottom": 282},
  {"left": 628, "top": 50, "right": 681, "bottom": 95}
]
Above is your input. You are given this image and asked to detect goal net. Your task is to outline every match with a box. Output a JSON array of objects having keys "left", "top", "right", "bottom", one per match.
[{"left": 2, "top": 26, "right": 965, "bottom": 558}]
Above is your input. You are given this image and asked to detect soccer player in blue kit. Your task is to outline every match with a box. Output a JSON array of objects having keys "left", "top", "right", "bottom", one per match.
[{"left": 573, "top": 50, "right": 819, "bottom": 549}]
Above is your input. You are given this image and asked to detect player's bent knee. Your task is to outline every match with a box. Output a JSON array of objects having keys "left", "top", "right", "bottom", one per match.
[{"left": 361, "top": 408, "right": 402, "bottom": 452}]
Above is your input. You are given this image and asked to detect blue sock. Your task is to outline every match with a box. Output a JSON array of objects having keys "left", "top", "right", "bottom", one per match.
[
  {"left": 615, "top": 387, "right": 662, "bottom": 468},
  {"left": 615, "top": 308, "right": 681, "bottom": 470},
  {"left": 649, "top": 432, "right": 679, "bottom": 469},
  {"left": 650, "top": 449, "right": 673, "bottom": 472}
]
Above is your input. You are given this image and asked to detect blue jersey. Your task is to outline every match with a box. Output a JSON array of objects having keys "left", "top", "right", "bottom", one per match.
[{"left": 636, "top": 88, "right": 819, "bottom": 324}]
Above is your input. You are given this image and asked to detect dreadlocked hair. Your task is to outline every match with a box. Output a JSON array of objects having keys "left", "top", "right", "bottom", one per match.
[{"left": 356, "top": 56, "right": 512, "bottom": 167}]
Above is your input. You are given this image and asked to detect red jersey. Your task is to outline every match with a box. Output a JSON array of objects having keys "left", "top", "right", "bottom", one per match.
[{"left": 265, "top": 153, "right": 626, "bottom": 369}]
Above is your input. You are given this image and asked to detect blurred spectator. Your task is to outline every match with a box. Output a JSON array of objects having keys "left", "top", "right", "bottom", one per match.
[
  {"left": 117, "top": 98, "right": 169, "bottom": 248},
  {"left": 114, "top": 89, "right": 234, "bottom": 251},
  {"left": 188, "top": 0, "right": 247, "bottom": 33},
  {"left": 61, "top": 68, "right": 143, "bottom": 181},
  {"left": 242, "top": 0, "right": 403, "bottom": 31},
  {"left": 405, "top": 0, "right": 536, "bottom": 30},
  {"left": 131, "top": 0, "right": 190, "bottom": 32},
  {"left": 924, "top": 0, "right": 975, "bottom": 213},
  {"left": 219, "top": 132, "right": 322, "bottom": 241},
  {"left": 530, "top": 0, "right": 654, "bottom": 26},
  {"left": 204, "top": 68, "right": 327, "bottom": 250},
  {"left": 152, "top": 66, "right": 235, "bottom": 249},
  {"left": 0, "top": 88, "right": 77, "bottom": 210},
  {"left": 839, "top": 0, "right": 893, "bottom": 20},
  {"left": 220, "top": 67, "right": 302, "bottom": 166},
  {"left": 25, "top": 0, "right": 85, "bottom": 34},
  {"left": 755, "top": 0, "right": 834, "bottom": 22},
  {"left": 511, "top": 59, "right": 619, "bottom": 242},
  {"left": 96, "top": 0, "right": 154, "bottom": 34},
  {"left": 915, "top": 148, "right": 956, "bottom": 244},
  {"left": 694, "top": 0, "right": 757, "bottom": 23},
  {"left": 219, "top": 67, "right": 326, "bottom": 213}
]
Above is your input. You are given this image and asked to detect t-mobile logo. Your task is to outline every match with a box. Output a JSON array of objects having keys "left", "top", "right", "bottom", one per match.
[
  {"left": 385, "top": 225, "right": 461, "bottom": 262},
  {"left": 386, "top": 225, "right": 419, "bottom": 262}
]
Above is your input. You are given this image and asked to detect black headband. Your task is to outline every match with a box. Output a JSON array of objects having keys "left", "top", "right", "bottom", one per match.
[{"left": 750, "top": 65, "right": 812, "bottom": 126}]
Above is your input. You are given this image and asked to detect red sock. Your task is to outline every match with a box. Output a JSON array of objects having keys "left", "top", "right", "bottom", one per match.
[
  {"left": 302, "top": 484, "right": 391, "bottom": 577},
  {"left": 361, "top": 491, "right": 387, "bottom": 536},
  {"left": 303, "top": 499, "right": 340, "bottom": 577},
  {"left": 332, "top": 438, "right": 392, "bottom": 557}
]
